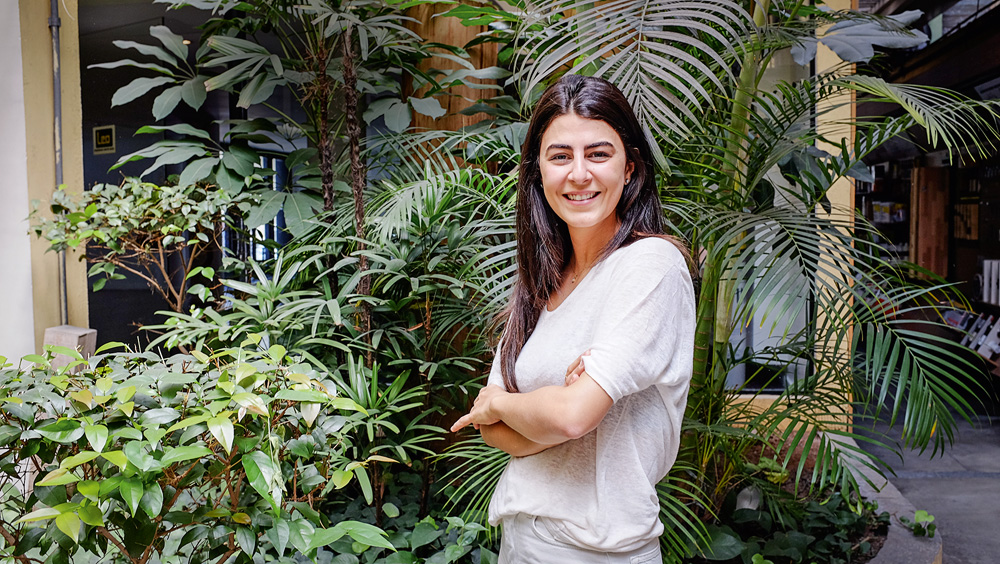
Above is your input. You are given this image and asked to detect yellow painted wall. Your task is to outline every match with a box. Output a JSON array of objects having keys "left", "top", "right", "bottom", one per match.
[
  {"left": 737, "top": 0, "right": 855, "bottom": 425},
  {"left": 19, "top": 0, "right": 89, "bottom": 350}
]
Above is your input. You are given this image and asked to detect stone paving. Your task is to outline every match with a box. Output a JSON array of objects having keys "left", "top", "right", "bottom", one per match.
[{"left": 856, "top": 414, "right": 1000, "bottom": 564}]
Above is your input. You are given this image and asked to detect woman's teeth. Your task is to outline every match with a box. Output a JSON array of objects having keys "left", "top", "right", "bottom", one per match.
[{"left": 566, "top": 193, "right": 598, "bottom": 201}]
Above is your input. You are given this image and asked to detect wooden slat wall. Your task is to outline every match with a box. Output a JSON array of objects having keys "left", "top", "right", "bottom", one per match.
[
  {"left": 406, "top": 3, "right": 499, "bottom": 133},
  {"left": 911, "top": 166, "right": 949, "bottom": 277}
]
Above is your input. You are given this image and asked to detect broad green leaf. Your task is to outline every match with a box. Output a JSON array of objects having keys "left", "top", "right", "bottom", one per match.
[
  {"left": 14, "top": 507, "right": 60, "bottom": 524},
  {"left": 232, "top": 392, "right": 268, "bottom": 417},
  {"left": 178, "top": 157, "right": 217, "bottom": 187},
  {"left": 330, "top": 469, "right": 352, "bottom": 489},
  {"left": 307, "top": 527, "right": 346, "bottom": 551},
  {"left": 245, "top": 189, "right": 285, "bottom": 229},
  {"left": 160, "top": 445, "right": 212, "bottom": 466},
  {"left": 124, "top": 441, "right": 157, "bottom": 472},
  {"left": 152, "top": 85, "right": 184, "bottom": 120},
  {"left": 37, "top": 419, "right": 83, "bottom": 443},
  {"left": 78, "top": 481, "right": 99, "bottom": 501},
  {"left": 98, "top": 475, "right": 123, "bottom": 497},
  {"left": 166, "top": 414, "right": 212, "bottom": 434},
  {"left": 111, "top": 76, "right": 174, "bottom": 107},
  {"left": 331, "top": 521, "right": 394, "bottom": 551},
  {"left": 236, "top": 526, "right": 256, "bottom": 555},
  {"left": 84, "top": 424, "right": 109, "bottom": 453},
  {"left": 141, "top": 407, "right": 181, "bottom": 426},
  {"left": 117, "top": 386, "right": 136, "bottom": 402},
  {"left": 382, "top": 503, "right": 400, "bottom": 519},
  {"left": 144, "top": 428, "right": 167, "bottom": 446},
  {"left": 45, "top": 345, "right": 83, "bottom": 360},
  {"left": 232, "top": 512, "right": 251, "bottom": 525},
  {"left": 181, "top": 75, "right": 208, "bottom": 110},
  {"left": 78, "top": 504, "right": 104, "bottom": 527},
  {"left": 100, "top": 450, "right": 128, "bottom": 469},
  {"left": 60, "top": 451, "right": 101, "bottom": 470},
  {"left": 69, "top": 390, "right": 94, "bottom": 409},
  {"left": 354, "top": 466, "right": 373, "bottom": 504},
  {"left": 111, "top": 39, "right": 176, "bottom": 65},
  {"left": 409, "top": 521, "right": 443, "bottom": 550},
  {"left": 149, "top": 25, "right": 188, "bottom": 61},
  {"left": 95, "top": 341, "right": 125, "bottom": 354},
  {"left": 266, "top": 518, "right": 291, "bottom": 556},
  {"left": 0, "top": 425, "right": 21, "bottom": 446},
  {"left": 409, "top": 96, "right": 447, "bottom": 119},
  {"left": 282, "top": 191, "right": 322, "bottom": 238},
  {"left": 242, "top": 451, "right": 280, "bottom": 513},
  {"left": 268, "top": 344, "right": 287, "bottom": 364},
  {"left": 384, "top": 100, "right": 412, "bottom": 133},
  {"left": 208, "top": 415, "right": 234, "bottom": 454},
  {"left": 37, "top": 469, "right": 79, "bottom": 487},
  {"left": 55, "top": 512, "right": 81, "bottom": 543},
  {"left": 330, "top": 397, "right": 368, "bottom": 414},
  {"left": 274, "top": 389, "right": 330, "bottom": 403},
  {"left": 140, "top": 482, "right": 164, "bottom": 518},
  {"left": 120, "top": 478, "right": 144, "bottom": 517}
]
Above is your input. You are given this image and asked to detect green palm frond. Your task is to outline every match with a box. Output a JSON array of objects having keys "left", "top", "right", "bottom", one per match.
[
  {"left": 437, "top": 436, "right": 510, "bottom": 532},
  {"left": 515, "top": 0, "right": 751, "bottom": 143},
  {"left": 843, "top": 76, "right": 1000, "bottom": 159}
]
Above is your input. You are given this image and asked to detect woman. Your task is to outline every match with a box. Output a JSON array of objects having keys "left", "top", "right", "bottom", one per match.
[{"left": 450, "top": 75, "right": 696, "bottom": 563}]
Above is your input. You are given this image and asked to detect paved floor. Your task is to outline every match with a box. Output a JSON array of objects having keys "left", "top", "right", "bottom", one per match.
[{"left": 856, "top": 415, "right": 1000, "bottom": 564}]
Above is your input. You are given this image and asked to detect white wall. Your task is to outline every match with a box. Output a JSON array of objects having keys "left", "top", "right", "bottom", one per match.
[{"left": 0, "top": 2, "right": 37, "bottom": 363}]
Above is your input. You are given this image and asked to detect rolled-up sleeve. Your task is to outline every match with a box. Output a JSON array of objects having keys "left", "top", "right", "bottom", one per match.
[{"left": 582, "top": 242, "right": 696, "bottom": 402}]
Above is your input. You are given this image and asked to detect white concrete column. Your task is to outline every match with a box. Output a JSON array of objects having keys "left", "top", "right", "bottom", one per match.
[{"left": 0, "top": 2, "right": 37, "bottom": 363}]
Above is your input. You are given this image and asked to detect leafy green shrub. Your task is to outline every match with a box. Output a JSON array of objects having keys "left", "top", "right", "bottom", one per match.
[
  {"left": 31, "top": 179, "right": 247, "bottom": 312},
  {"left": 688, "top": 487, "right": 889, "bottom": 564},
  {"left": 0, "top": 340, "right": 400, "bottom": 564}
]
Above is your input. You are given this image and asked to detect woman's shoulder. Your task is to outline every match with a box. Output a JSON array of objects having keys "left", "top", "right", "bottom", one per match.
[{"left": 608, "top": 236, "right": 688, "bottom": 271}]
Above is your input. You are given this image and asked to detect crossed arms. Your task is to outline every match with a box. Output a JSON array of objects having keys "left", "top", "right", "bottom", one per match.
[{"left": 449, "top": 352, "right": 613, "bottom": 457}]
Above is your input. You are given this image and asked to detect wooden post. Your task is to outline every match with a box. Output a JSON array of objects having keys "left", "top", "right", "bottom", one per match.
[
  {"left": 406, "top": 2, "right": 499, "bottom": 132},
  {"left": 911, "top": 166, "right": 949, "bottom": 277}
]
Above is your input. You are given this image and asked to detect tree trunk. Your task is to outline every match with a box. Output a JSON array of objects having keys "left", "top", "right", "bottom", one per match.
[{"left": 342, "top": 24, "right": 372, "bottom": 365}]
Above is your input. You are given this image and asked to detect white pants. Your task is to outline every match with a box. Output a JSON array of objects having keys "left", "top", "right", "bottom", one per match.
[{"left": 498, "top": 514, "right": 662, "bottom": 564}]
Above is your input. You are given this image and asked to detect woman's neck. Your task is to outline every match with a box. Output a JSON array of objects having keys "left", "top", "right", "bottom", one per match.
[{"left": 568, "top": 219, "right": 620, "bottom": 270}]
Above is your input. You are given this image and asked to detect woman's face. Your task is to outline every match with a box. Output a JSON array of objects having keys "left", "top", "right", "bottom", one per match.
[{"left": 538, "top": 113, "right": 634, "bottom": 237}]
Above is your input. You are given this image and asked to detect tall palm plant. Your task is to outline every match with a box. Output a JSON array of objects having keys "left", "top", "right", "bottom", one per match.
[{"left": 437, "top": 0, "right": 1000, "bottom": 557}]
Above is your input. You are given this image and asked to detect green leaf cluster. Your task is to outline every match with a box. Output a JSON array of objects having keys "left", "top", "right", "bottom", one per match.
[{"left": 0, "top": 341, "right": 412, "bottom": 564}]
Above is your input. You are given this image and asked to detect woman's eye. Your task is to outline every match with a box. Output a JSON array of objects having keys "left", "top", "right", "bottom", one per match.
[
  {"left": 589, "top": 152, "right": 611, "bottom": 159},
  {"left": 550, "top": 154, "right": 570, "bottom": 162}
]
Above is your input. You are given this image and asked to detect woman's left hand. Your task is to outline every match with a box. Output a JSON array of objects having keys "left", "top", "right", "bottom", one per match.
[{"left": 450, "top": 385, "right": 508, "bottom": 432}]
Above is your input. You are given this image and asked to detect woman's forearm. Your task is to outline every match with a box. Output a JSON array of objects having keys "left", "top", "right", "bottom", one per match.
[
  {"left": 480, "top": 421, "right": 552, "bottom": 457},
  {"left": 491, "top": 374, "right": 613, "bottom": 445}
]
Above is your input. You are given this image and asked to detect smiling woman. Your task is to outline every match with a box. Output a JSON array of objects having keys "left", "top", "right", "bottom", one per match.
[{"left": 450, "top": 75, "right": 696, "bottom": 563}]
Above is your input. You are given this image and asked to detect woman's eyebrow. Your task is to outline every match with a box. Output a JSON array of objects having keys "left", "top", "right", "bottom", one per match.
[{"left": 544, "top": 141, "right": 616, "bottom": 151}]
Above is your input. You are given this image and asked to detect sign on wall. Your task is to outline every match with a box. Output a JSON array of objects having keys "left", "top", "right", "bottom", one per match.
[{"left": 93, "top": 125, "right": 115, "bottom": 155}]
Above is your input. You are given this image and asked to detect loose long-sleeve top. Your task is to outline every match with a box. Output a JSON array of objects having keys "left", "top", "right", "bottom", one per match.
[{"left": 486, "top": 236, "right": 696, "bottom": 552}]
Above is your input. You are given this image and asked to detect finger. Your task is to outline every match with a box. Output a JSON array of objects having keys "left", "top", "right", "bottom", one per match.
[
  {"left": 450, "top": 414, "right": 472, "bottom": 432},
  {"left": 473, "top": 423, "right": 481, "bottom": 430},
  {"left": 565, "top": 372, "right": 580, "bottom": 386},
  {"left": 565, "top": 356, "right": 583, "bottom": 376}
]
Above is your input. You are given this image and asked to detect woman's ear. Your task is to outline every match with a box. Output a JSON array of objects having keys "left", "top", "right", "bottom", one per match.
[{"left": 625, "top": 160, "right": 635, "bottom": 183}]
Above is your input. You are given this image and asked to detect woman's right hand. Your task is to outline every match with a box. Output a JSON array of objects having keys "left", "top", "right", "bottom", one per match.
[{"left": 564, "top": 349, "right": 591, "bottom": 386}]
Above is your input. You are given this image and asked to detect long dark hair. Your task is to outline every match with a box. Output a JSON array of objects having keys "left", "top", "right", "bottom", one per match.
[{"left": 499, "top": 74, "right": 677, "bottom": 392}]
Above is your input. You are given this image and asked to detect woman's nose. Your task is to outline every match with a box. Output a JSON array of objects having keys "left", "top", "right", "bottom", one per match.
[{"left": 568, "top": 157, "right": 591, "bottom": 184}]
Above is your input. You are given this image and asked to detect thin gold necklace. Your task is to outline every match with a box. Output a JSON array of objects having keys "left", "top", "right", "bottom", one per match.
[{"left": 570, "top": 259, "right": 595, "bottom": 284}]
